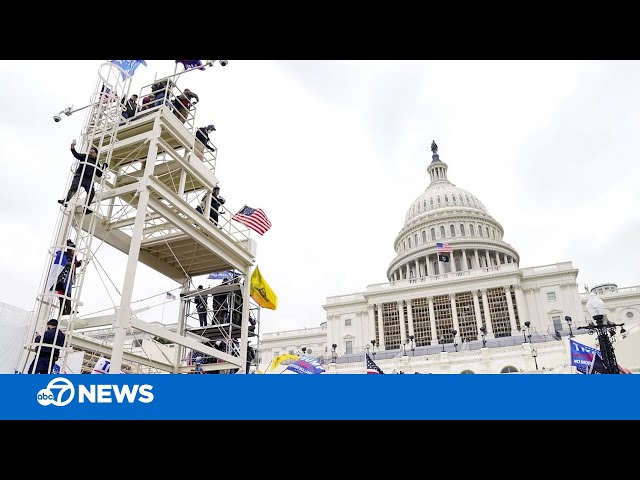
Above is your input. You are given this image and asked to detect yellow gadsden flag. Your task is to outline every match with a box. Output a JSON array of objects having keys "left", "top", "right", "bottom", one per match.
[{"left": 250, "top": 265, "right": 278, "bottom": 310}]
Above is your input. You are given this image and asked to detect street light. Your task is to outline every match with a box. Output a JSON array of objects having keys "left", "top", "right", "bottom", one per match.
[
  {"left": 452, "top": 329, "right": 458, "bottom": 352},
  {"left": 331, "top": 343, "right": 337, "bottom": 363},
  {"left": 564, "top": 316, "right": 574, "bottom": 338},
  {"left": 402, "top": 339, "right": 408, "bottom": 356},
  {"left": 524, "top": 321, "right": 531, "bottom": 343},
  {"left": 479, "top": 326, "right": 487, "bottom": 347},
  {"left": 578, "top": 297, "right": 625, "bottom": 374},
  {"left": 371, "top": 339, "right": 377, "bottom": 359},
  {"left": 301, "top": 346, "right": 307, "bottom": 355},
  {"left": 409, "top": 335, "right": 415, "bottom": 356},
  {"left": 439, "top": 336, "right": 445, "bottom": 352},
  {"left": 531, "top": 347, "right": 539, "bottom": 370}
]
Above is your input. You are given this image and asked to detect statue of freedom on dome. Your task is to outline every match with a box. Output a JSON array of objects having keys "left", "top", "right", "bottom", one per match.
[{"left": 431, "top": 140, "right": 438, "bottom": 154}]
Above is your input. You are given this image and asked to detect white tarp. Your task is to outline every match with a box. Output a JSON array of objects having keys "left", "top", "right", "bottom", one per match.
[{"left": 0, "top": 302, "right": 32, "bottom": 373}]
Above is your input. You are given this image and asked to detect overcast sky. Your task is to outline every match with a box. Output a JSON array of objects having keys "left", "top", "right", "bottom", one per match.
[{"left": 1, "top": 60, "right": 639, "bottom": 335}]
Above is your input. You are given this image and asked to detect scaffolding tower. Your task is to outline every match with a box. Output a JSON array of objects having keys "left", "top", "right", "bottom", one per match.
[{"left": 18, "top": 61, "right": 258, "bottom": 374}]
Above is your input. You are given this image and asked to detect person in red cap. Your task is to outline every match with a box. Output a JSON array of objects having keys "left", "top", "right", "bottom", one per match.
[{"left": 28, "top": 319, "right": 66, "bottom": 374}]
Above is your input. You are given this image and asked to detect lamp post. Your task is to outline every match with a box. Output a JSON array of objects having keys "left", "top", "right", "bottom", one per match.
[
  {"left": 409, "top": 335, "right": 415, "bottom": 356},
  {"left": 331, "top": 343, "right": 337, "bottom": 363},
  {"left": 301, "top": 346, "right": 307, "bottom": 355},
  {"left": 523, "top": 321, "right": 531, "bottom": 343},
  {"left": 564, "top": 316, "right": 574, "bottom": 338},
  {"left": 578, "top": 297, "right": 625, "bottom": 374},
  {"left": 531, "top": 347, "right": 539, "bottom": 370},
  {"left": 439, "top": 336, "right": 445, "bottom": 352},
  {"left": 371, "top": 339, "right": 377, "bottom": 359},
  {"left": 402, "top": 339, "right": 408, "bottom": 356},
  {"left": 452, "top": 329, "right": 458, "bottom": 352},
  {"left": 479, "top": 326, "right": 487, "bottom": 347}
]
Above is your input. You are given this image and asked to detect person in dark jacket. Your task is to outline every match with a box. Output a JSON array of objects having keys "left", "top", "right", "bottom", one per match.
[
  {"left": 28, "top": 319, "right": 66, "bottom": 374},
  {"left": 121, "top": 94, "right": 138, "bottom": 119},
  {"left": 194, "top": 124, "right": 216, "bottom": 160},
  {"left": 55, "top": 239, "right": 82, "bottom": 316},
  {"left": 58, "top": 142, "right": 106, "bottom": 213},
  {"left": 172, "top": 88, "right": 199, "bottom": 123},
  {"left": 196, "top": 185, "right": 225, "bottom": 225},
  {"left": 194, "top": 285, "right": 208, "bottom": 327}
]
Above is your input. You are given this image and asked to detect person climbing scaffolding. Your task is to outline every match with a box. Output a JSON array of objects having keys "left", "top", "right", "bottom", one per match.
[{"left": 58, "top": 140, "right": 106, "bottom": 214}]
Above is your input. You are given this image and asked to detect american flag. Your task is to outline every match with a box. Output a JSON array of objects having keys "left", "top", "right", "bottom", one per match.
[
  {"left": 366, "top": 353, "right": 384, "bottom": 374},
  {"left": 436, "top": 242, "right": 453, "bottom": 253},
  {"left": 232, "top": 205, "right": 272, "bottom": 235}
]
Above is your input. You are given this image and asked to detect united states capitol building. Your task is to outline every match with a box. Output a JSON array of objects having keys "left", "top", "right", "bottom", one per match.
[{"left": 258, "top": 144, "right": 640, "bottom": 373}]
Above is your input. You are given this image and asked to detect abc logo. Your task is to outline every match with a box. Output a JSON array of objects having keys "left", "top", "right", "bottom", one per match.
[{"left": 36, "top": 377, "right": 75, "bottom": 407}]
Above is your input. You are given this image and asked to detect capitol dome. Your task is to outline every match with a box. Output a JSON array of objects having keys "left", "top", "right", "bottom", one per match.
[{"left": 387, "top": 144, "right": 520, "bottom": 280}]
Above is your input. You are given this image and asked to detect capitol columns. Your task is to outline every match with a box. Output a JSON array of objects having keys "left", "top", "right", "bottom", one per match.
[
  {"left": 522, "top": 287, "right": 538, "bottom": 329},
  {"left": 474, "top": 249, "right": 480, "bottom": 270},
  {"left": 377, "top": 303, "right": 385, "bottom": 350},
  {"left": 472, "top": 290, "right": 483, "bottom": 336},
  {"left": 480, "top": 288, "right": 495, "bottom": 338},
  {"left": 367, "top": 304, "right": 376, "bottom": 345},
  {"left": 513, "top": 284, "right": 529, "bottom": 328},
  {"left": 450, "top": 293, "right": 460, "bottom": 333},
  {"left": 504, "top": 285, "right": 518, "bottom": 333},
  {"left": 462, "top": 249, "right": 468, "bottom": 271},
  {"left": 397, "top": 300, "right": 407, "bottom": 344},
  {"left": 428, "top": 296, "right": 438, "bottom": 345},
  {"left": 406, "top": 298, "right": 415, "bottom": 338}
]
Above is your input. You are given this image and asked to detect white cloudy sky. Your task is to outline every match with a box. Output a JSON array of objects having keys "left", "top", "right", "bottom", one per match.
[{"left": 0, "top": 60, "right": 639, "bottom": 335}]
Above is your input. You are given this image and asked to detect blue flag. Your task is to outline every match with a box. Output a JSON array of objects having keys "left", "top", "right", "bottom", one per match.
[
  {"left": 285, "top": 356, "right": 326, "bottom": 374},
  {"left": 207, "top": 270, "right": 235, "bottom": 280},
  {"left": 176, "top": 60, "right": 206, "bottom": 71},
  {"left": 110, "top": 60, "right": 147, "bottom": 79},
  {"left": 570, "top": 339, "right": 598, "bottom": 373}
]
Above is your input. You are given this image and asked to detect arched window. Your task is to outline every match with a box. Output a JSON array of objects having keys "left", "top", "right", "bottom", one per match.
[
  {"left": 437, "top": 196, "right": 441, "bottom": 204},
  {"left": 440, "top": 226, "right": 445, "bottom": 238},
  {"left": 433, "top": 261, "right": 440, "bottom": 275},
  {"left": 470, "top": 224, "right": 475, "bottom": 236},
  {"left": 431, "top": 228, "right": 435, "bottom": 240},
  {"left": 403, "top": 241, "right": 406, "bottom": 250},
  {"left": 430, "top": 198, "right": 434, "bottom": 206},
  {"left": 408, "top": 237, "right": 411, "bottom": 248},
  {"left": 500, "top": 366, "right": 519, "bottom": 374},
  {"left": 414, "top": 234, "right": 418, "bottom": 246},
  {"left": 460, "top": 224, "right": 465, "bottom": 236},
  {"left": 423, "top": 200, "right": 427, "bottom": 209},
  {"left": 486, "top": 226, "right": 490, "bottom": 237},
  {"left": 467, "top": 257, "right": 473, "bottom": 269},
  {"left": 454, "top": 257, "right": 462, "bottom": 271},
  {"left": 453, "top": 195, "right": 457, "bottom": 203},
  {"left": 444, "top": 194, "right": 449, "bottom": 203},
  {"left": 450, "top": 225, "right": 455, "bottom": 237},
  {"left": 478, "top": 226, "right": 483, "bottom": 237},
  {"left": 422, "top": 231, "right": 426, "bottom": 243},
  {"left": 493, "top": 228, "right": 497, "bottom": 238}
]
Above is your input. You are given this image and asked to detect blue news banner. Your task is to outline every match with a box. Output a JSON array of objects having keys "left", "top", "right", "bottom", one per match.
[{"left": 0, "top": 374, "right": 638, "bottom": 420}]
